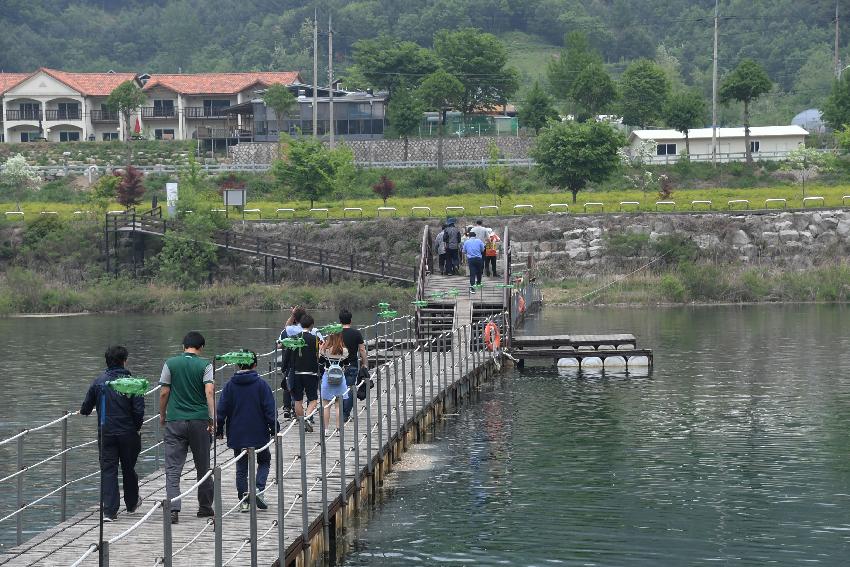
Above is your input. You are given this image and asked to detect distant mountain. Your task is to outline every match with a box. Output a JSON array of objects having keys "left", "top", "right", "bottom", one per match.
[{"left": 0, "top": 0, "right": 845, "bottom": 121}]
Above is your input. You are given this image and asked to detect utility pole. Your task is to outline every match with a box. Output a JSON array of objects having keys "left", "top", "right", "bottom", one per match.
[
  {"left": 312, "top": 7, "right": 318, "bottom": 139},
  {"left": 328, "top": 13, "right": 335, "bottom": 148},
  {"left": 711, "top": 0, "right": 719, "bottom": 167},
  {"left": 836, "top": 0, "right": 841, "bottom": 78}
]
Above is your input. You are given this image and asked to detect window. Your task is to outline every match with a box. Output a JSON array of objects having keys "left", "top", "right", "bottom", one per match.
[
  {"left": 58, "top": 102, "right": 80, "bottom": 120},
  {"left": 750, "top": 140, "right": 760, "bottom": 153},
  {"left": 20, "top": 131, "right": 39, "bottom": 142},
  {"left": 102, "top": 132, "right": 119, "bottom": 141},
  {"left": 19, "top": 103, "right": 40, "bottom": 120},
  {"left": 59, "top": 131, "right": 80, "bottom": 142},
  {"left": 656, "top": 143, "right": 677, "bottom": 156},
  {"left": 155, "top": 128, "right": 175, "bottom": 140},
  {"left": 153, "top": 100, "right": 175, "bottom": 117},
  {"left": 203, "top": 99, "right": 231, "bottom": 117}
]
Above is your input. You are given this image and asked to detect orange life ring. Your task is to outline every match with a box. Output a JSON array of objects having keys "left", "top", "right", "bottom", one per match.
[
  {"left": 518, "top": 295, "right": 526, "bottom": 314},
  {"left": 484, "top": 322, "right": 501, "bottom": 351}
]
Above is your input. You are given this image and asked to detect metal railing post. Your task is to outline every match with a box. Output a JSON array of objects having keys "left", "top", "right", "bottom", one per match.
[
  {"left": 60, "top": 413, "right": 68, "bottom": 522},
  {"left": 154, "top": 408, "right": 161, "bottom": 469},
  {"left": 275, "top": 433, "right": 285, "bottom": 565},
  {"left": 385, "top": 365, "right": 393, "bottom": 456},
  {"left": 450, "top": 329, "right": 456, "bottom": 386},
  {"left": 17, "top": 432, "right": 23, "bottom": 546},
  {"left": 364, "top": 376, "right": 373, "bottom": 475},
  {"left": 298, "top": 417, "right": 310, "bottom": 546},
  {"left": 376, "top": 365, "right": 384, "bottom": 459},
  {"left": 248, "top": 448, "right": 258, "bottom": 566},
  {"left": 400, "top": 353, "right": 408, "bottom": 430},
  {"left": 352, "top": 382, "right": 361, "bottom": 490},
  {"left": 436, "top": 333, "right": 442, "bottom": 397},
  {"left": 420, "top": 345, "right": 426, "bottom": 414},
  {"left": 214, "top": 467, "right": 223, "bottom": 567},
  {"left": 441, "top": 333, "right": 448, "bottom": 396},
  {"left": 339, "top": 395, "right": 347, "bottom": 507},
  {"left": 161, "top": 498, "right": 173, "bottom": 567},
  {"left": 318, "top": 403, "right": 330, "bottom": 560},
  {"left": 393, "top": 359, "right": 401, "bottom": 444},
  {"left": 428, "top": 338, "right": 434, "bottom": 403}
]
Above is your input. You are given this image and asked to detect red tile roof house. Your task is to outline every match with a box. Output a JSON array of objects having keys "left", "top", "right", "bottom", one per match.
[
  {"left": 0, "top": 69, "right": 301, "bottom": 145},
  {"left": 139, "top": 72, "right": 301, "bottom": 149},
  {"left": 0, "top": 68, "right": 138, "bottom": 143}
]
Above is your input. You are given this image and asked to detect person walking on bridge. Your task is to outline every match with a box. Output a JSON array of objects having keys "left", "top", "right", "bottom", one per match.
[
  {"left": 159, "top": 331, "right": 216, "bottom": 524},
  {"left": 339, "top": 309, "right": 368, "bottom": 422},
  {"left": 216, "top": 350, "right": 277, "bottom": 513},
  {"left": 80, "top": 345, "right": 144, "bottom": 521},
  {"left": 291, "top": 314, "right": 322, "bottom": 432},
  {"left": 443, "top": 219, "right": 462, "bottom": 275},
  {"left": 463, "top": 229, "right": 485, "bottom": 293}
]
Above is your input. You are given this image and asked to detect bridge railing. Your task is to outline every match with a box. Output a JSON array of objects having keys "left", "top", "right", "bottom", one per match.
[
  {"left": 55, "top": 313, "right": 505, "bottom": 567},
  {"left": 107, "top": 208, "right": 415, "bottom": 282}
]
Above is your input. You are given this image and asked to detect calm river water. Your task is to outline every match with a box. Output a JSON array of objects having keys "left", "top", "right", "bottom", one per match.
[
  {"left": 3, "top": 305, "right": 850, "bottom": 564},
  {"left": 340, "top": 304, "right": 850, "bottom": 566}
]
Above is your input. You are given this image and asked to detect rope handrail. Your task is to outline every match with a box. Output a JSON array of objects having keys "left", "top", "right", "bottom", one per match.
[
  {"left": 0, "top": 438, "right": 97, "bottom": 485},
  {"left": 0, "top": 411, "right": 79, "bottom": 447},
  {"left": 107, "top": 501, "right": 163, "bottom": 544},
  {"left": 68, "top": 543, "right": 98, "bottom": 567},
  {"left": 170, "top": 469, "right": 214, "bottom": 504}
]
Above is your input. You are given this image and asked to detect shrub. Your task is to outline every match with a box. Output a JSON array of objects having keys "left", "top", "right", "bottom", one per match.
[
  {"left": 678, "top": 262, "right": 728, "bottom": 300},
  {"left": 604, "top": 232, "right": 650, "bottom": 257},
  {"left": 659, "top": 274, "right": 686, "bottom": 302},
  {"left": 651, "top": 234, "right": 699, "bottom": 265},
  {"left": 22, "top": 215, "right": 65, "bottom": 247},
  {"left": 740, "top": 269, "right": 771, "bottom": 301}
]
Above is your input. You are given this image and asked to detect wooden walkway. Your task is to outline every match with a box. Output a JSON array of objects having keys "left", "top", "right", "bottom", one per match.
[
  {"left": 423, "top": 273, "right": 504, "bottom": 306},
  {"left": 0, "top": 330, "right": 491, "bottom": 567}
]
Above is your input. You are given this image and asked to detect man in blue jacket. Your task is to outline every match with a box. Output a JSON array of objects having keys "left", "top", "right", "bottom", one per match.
[
  {"left": 80, "top": 345, "right": 145, "bottom": 521},
  {"left": 216, "top": 350, "right": 277, "bottom": 512}
]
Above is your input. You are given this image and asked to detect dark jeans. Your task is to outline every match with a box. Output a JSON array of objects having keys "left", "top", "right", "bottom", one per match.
[
  {"left": 446, "top": 249, "right": 459, "bottom": 274},
  {"left": 233, "top": 447, "right": 271, "bottom": 499},
  {"left": 468, "top": 257, "right": 484, "bottom": 288},
  {"left": 282, "top": 367, "right": 295, "bottom": 412},
  {"left": 164, "top": 419, "right": 214, "bottom": 513},
  {"left": 485, "top": 255, "right": 498, "bottom": 276},
  {"left": 438, "top": 253, "right": 447, "bottom": 274},
  {"left": 100, "top": 432, "right": 141, "bottom": 517},
  {"left": 341, "top": 366, "right": 359, "bottom": 420}
]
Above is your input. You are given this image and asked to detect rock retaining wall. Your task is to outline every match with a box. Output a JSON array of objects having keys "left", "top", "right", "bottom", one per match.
[{"left": 229, "top": 136, "right": 534, "bottom": 164}]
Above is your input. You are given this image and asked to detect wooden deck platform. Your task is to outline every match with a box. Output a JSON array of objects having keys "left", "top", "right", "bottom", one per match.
[
  {"left": 512, "top": 334, "right": 637, "bottom": 349},
  {"left": 423, "top": 274, "right": 504, "bottom": 305},
  {"left": 0, "top": 334, "right": 491, "bottom": 567}
]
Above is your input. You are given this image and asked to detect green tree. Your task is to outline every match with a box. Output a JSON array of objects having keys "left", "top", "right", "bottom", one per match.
[
  {"left": 571, "top": 63, "right": 617, "bottom": 121},
  {"left": 386, "top": 83, "right": 424, "bottom": 161},
  {"left": 417, "top": 69, "right": 464, "bottom": 168},
  {"left": 835, "top": 125, "right": 850, "bottom": 152},
  {"left": 547, "top": 32, "right": 602, "bottom": 104},
  {"left": 719, "top": 59, "right": 772, "bottom": 165},
  {"left": 106, "top": 80, "right": 146, "bottom": 165},
  {"left": 152, "top": 213, "right": 218, "bottom": 288},
  {"left": 485, "top": 142, "right": 511, "bottom": 205},
  {"left": 351, "top": 35, "right": 438, "bottom": 95},
  {"left": 619, "top": 59, "right": 671, "bottom": 128},
  {"left": 271, "top": 138, "right": 354, "bottom": 208},
  {"left": 664, "top": 90, "right": 707, "bottom": 156},
  {"left": 518, "top": 81, "right": 559, "bottom": 134},
  {"left": 822, "top": 73, "right": 850, "bottom": 131},
  {"left": 262, "top": 83, "right": 297, "bottom": 128},
  {"left": 531, "top": 121, "right": 625, "bottom": 203},
  {"left": 433, "top": 28, "right": 519, "bottom": 120},
  {"left": 0, "top": 154, "right": 40, "bottom": 211}
]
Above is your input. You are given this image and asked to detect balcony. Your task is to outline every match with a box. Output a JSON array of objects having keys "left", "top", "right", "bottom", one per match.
[
  {"left": 184, "top": 107, "right": 231, "bottom": 119},
  {"left": 91, "top": 109, "right": 119, "bottom": 122},
  {"left": 5, "top": 109, "right": 42, "bottom": 121},
  {"left": 44, "top": 109, "right": 81, "bottom": 121},
  {"left": 140, "top": 107, "right": 176, "bottom": 119}
]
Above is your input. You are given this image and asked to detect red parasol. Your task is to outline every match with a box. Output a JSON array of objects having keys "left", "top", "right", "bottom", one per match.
[{"left": 134, "top": 117, "right": 141, "bottom": 134}]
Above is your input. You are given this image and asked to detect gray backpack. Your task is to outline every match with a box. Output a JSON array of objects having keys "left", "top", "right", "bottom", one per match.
[{"left": 326, "top": 360, "right": 345, "bottom": 386}]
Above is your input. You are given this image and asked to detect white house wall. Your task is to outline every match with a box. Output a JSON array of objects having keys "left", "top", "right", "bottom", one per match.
[{"left": 633, "top": 134, "right": 806, "bottom": 164}]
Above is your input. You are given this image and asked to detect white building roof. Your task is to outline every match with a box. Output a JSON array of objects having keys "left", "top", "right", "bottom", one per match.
[{"left": 629, "top": 125, "right": 808, "bottom": 142}]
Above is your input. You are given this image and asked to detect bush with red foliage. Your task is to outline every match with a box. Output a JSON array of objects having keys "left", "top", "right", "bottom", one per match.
[
  {"left": 116, "top": 166, "right": 146, "bottom": 208},
  {"left": 372, "top": 175, "right": 396, "bottom": 206}
]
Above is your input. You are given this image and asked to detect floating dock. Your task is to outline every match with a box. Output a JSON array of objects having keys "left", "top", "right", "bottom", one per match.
[{"left": 511, "top": 333, "right": 653, "bottom": 370}]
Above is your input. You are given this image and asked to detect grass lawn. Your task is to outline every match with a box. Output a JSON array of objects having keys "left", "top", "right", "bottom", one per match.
[{"left": 3, "top": 183, "right": 849, "bottom": 223}]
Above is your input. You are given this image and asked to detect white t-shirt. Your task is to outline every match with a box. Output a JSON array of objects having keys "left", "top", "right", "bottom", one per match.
[{"left": 472, "top": 226, "right": 490, "bottom": 241}]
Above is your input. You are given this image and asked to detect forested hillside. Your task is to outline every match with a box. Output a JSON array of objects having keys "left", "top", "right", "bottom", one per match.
[{"left": 1, "top": 0, "right": 846, "bottom": 122}]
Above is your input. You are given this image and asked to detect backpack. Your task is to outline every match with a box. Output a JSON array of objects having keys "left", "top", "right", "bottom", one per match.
[{"left": 326, "top": 359, "right": 345, "bottom": 386}]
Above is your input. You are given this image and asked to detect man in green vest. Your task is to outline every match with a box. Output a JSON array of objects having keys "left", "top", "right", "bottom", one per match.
[{"left": 159, "top": 331, "right": 216, "bottom": 524}]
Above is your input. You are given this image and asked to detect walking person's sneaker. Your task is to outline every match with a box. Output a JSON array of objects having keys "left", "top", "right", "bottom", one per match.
[
  {"left": 170, "top": 511, "right": 179, "bottom": 524},
  {"left": 127, "top": 497, "right": 143, "bottom": 514},
  {"left": 304, "top": 419, "right": 314, "bottom": 433},
  {"left": 255, "top": 495, "right": 268, "bottom": 510},
  {"left": 240, "top": 500, "right": 250, "bottom": 513},
  {"left": 103, "top": 515, "right": 117, "bottom": 523},
  {"left": 197, "top": 507, "right": 215, "bottom": 518}
]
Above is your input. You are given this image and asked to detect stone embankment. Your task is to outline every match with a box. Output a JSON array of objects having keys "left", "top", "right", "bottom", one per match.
[
  {"left": 234, "top": 209, "right": 850, "bottom": 280},
  {"left": 506, "top": 209, "right": 850, "bottom": 276}
]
